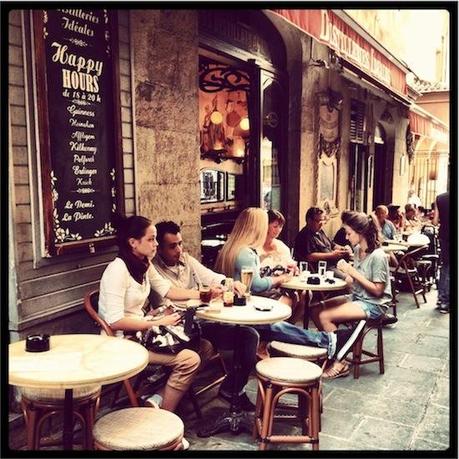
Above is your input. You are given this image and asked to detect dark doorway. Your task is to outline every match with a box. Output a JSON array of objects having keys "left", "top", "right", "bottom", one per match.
[
  {"left": 372, "top": 123, "right": 388, "bottom": 209},
  {"left": 349, "top": 142, "right": 369, "bottom": 212}
]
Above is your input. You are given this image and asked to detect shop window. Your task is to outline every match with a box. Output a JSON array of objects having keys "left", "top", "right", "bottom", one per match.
[{"left": 199, "top": 56, "right": 250, "bottom": 163}]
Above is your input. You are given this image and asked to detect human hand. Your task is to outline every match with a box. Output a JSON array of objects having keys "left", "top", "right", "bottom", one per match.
[
  {"left": 344, "top": 275, "right": 353, "bottom": 287},
  {"left": 210, "top": 285, "right": 224, "bottom": 300},
  {"left": 336, "top": 259, "right": 350, "bottom": 273},
  {"left": 233, "top": 281, "right": 246, "bottom": 296},
  {"left": 286, "top": 262, "right": 299, "bottom": 275},
  {"left": 156, "top": 312, "right": 182, "bottom": 327},
  {"left": 344, "top": 245, "right": 353, "bottom": 256}
]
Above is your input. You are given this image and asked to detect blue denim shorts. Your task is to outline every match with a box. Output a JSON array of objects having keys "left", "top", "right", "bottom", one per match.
[{"left": 353, "top": 299, "right": 386, "bottom": 320}]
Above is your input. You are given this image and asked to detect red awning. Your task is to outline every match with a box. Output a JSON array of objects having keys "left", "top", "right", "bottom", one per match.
[
  {"left": 409, "top": 110, "right": 449, "bottom": 145},
  {"left": 270, "top": 9, "right": 408, "bottom": 98}
]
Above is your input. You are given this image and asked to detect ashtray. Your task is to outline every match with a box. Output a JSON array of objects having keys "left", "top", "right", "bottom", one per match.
[
  {"left": 254, "top": 303, "right": 273, "bottom": 311},
  {"left": 25, "top": 334, "right": 50, "bottom": 352},
  {"left": 306, "top": 276, "right": 320, "bottom": 285},
  {"left": 234, "top": 296, "right": 246, "bottom": 306}
]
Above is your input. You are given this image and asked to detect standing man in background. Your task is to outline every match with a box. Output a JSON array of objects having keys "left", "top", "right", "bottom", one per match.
[{"left": 433, "top": 191, "right": 449, "bottom": 314}]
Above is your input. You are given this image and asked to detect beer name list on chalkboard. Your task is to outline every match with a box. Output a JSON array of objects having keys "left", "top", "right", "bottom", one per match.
[{"left": 42, "top": 9, "right": 119, "bottom": 247}]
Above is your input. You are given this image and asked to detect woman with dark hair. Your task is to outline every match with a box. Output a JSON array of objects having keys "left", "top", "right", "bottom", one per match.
[
  {"left": 98, "top": 215, "right": 212, "bottom": 422},
  {"left": 318, "top": 211, "right": 392, "bottom": 378},
  {"left": 259, "top": 209, "right": 300, "bottom": 322}
]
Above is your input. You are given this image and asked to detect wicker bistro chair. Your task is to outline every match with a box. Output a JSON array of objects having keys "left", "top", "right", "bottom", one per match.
[
  {"left": 254, "top": 357, "right": 322, "bottom": 451},
  {"left": 83, "top": 290, "right": 226, "bottom": 418},
  {"left": 92, "top": 407, "right": 184, "bottom": 450},
  {"left": 20, "top": 385, "right": 101, "bottom": 450}
]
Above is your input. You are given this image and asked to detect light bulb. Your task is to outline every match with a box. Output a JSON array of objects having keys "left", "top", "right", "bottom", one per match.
[
  {"left": 210, "top": 111, "right": 223, "bottom": 124},
  {"left": 239, "top": 117, "right": 250, "bottom": 131}
]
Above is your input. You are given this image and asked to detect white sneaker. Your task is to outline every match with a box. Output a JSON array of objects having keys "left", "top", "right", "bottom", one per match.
[
  {"left": 181, "top": 438, "right": 190, "bottom": 450},
  {"left": 144, "top": 394, "right": 162, "bottom": 409}
]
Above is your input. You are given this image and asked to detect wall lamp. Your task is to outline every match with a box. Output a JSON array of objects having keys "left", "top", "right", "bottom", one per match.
[{"left": 309, "top": 58, "right": 330, "bottom": 69}]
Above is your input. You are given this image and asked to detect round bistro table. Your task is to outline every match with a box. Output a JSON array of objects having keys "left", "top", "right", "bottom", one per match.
[
  {"left": 282, "top": 276, "right": 348, "bottom": 328},
  {"left": 9, "top": 334, "right": 149, "bottom": 450},
  {"left": 182, "top": 296, "right": 291, "bottom": 437}
]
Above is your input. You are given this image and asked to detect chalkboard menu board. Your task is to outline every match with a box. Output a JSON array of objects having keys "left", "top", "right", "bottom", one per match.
[{"left": 33, "top": 9, "right": 124, "bottom": 256}]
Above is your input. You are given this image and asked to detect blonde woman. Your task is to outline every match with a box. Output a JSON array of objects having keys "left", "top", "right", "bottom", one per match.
[
  {"left": 215, "top": 208, "right": 293, "bottom": 301},
  {"left": 215, "top": 208, "right": 364, "bottom": 364}
]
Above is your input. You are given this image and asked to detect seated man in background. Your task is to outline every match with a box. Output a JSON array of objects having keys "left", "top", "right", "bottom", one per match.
[
  {"left": 387, "top": 204, "right": 404, "bottom": 234},
  {"left": 404, "top": 203, "right": 421, "bottom": 232},
  {"left": 294, "top": 207, "right": 350, "bottom": 279},
  {"left": 151, "top": 220, "right": 258, "bottom": 411},
  {"left": 375, "top": 205, "right": 397, "bottom": 240}
]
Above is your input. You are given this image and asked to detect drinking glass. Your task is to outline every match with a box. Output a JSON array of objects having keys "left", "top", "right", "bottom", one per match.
[
  {"left": 318, "top": 261, "right": 327, "bottom": 278},
  {"left": 199, "top": 285, "right": 212, "bottom": 304},
  {"left": 241, "top": 266, "right": 254, "bottom": 301},
  {"left": 299, "top": 261, "right": 308, "bottom": 280}
]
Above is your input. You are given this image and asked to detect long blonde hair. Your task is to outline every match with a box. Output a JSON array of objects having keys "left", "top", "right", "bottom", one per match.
[{"left": 215, "top": 207, "right": 268, "bottom": 277}]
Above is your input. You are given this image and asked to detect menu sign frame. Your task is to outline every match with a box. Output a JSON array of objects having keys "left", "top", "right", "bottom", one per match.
[{"left": 32, "top": 9, "right": 124, "bottom": 256}]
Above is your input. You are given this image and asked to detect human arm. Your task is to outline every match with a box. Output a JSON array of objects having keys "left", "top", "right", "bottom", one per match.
[
  {"left": 147, "top": 263, "right": 200, "bottom": 302},
  {"left": 110, "top": 313, "right": 182, "bottom": 333},
  {"left": 99, "top": 260, "right": 183, "bottom": 333},
  {"left": 235, "top": 247, "right": 273, "bottom": 293},
  {"left": 336, "top": 256, "right": 387, "bottom": 298},
  {"left": 432, "top": 202, "right": 440, "bottom": 226}
]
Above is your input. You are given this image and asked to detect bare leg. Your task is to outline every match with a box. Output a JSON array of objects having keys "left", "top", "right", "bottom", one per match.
[
  {"left": 319, "top": 301, "right": 367, "bottom": 332},
  {"left": 311, "top": 295, "right": 348, "bottom": 330},
  {"left": 161, "top": 385, "right": 188, "bottom": 412}
]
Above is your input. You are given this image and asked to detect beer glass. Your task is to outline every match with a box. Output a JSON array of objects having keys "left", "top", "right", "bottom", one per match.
[
  {"left": 199, "top": 285, "right": 212, "bottom": 304},
  {"left": 240, "top": 266, "right": 254, "bottom": 302}
]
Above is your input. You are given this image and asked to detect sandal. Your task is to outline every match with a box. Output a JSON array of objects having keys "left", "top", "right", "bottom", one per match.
[{"left": 322, "top": 361, "right": 350, "bottom": 380}]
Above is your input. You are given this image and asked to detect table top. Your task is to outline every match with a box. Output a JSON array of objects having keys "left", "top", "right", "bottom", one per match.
[
  {"left": 9, "top": 334, "right": 149, "bottom": 389},
  {"left": 382, "top": 244, "right": 408, "bottom": 253},
  {"left": 281, "top": 276, "right": 347, "bottom": 291},
  {"left": 184, "top": 296, "right": 291, "bottom": 325}
]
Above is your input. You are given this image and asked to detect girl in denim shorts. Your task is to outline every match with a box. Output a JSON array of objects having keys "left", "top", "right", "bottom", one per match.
[{"left": 318, "top": 210, "right": 392, "bottom": 378}]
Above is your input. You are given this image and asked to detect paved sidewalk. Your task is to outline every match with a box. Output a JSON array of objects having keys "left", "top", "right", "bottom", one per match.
[{"left": 182, "top": 289, "right": 450, "bottom": 451}]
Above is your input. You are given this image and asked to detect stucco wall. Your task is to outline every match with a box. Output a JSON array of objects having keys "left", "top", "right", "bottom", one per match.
[{"left": 130, "top": 10, "right": 201, "bottom": 257}]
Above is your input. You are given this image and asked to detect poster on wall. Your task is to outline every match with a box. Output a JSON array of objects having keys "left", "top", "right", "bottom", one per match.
[{"left": 33, "top": 9, "right": 124, "bottom": 256}]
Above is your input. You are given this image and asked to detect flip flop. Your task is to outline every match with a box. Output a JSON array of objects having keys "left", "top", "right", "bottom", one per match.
[{"left": 322, "top": 362, "right": 350, "bottom": 380}]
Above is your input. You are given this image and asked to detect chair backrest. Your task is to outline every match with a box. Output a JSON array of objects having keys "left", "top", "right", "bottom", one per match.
[
  {"left": 83, "top": 290, "right": 115, "bottom": 336},
  {"left": 396, "top": 245, "right": 429, "bottom": 272}
]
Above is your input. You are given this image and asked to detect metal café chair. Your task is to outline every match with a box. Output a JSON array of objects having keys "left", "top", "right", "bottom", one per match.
[{"left": 390, "top": 245, "right": 429, "bottom": 309}]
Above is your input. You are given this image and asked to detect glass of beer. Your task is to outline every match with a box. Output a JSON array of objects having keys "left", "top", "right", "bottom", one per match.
[
  {"left": 241, "top": 266, "right": 254, "bottom": 302},
  {"left": 199, "top": 285, "right": 212, "bottom": 304}
]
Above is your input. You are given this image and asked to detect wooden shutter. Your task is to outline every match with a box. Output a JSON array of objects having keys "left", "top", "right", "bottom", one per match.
[{"left": 350, "top": 100, "right": 365, "bottom": 143}]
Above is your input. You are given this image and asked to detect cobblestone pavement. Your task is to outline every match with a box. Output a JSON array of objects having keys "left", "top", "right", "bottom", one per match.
[{"left": 181, "top": 289, "right": 451, "bottom": 452}]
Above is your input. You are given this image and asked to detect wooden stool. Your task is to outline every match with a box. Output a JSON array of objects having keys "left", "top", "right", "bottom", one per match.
[
  {"left": 268, "top": 341, "right": 327, "bottom": 365},
  {"left": 346, "top": 318, "right": 385, "bottom": 379},
  {"left": 268, "top": 341, "right": 327, "bottom": 417},
  {"left": 254, "top": 357, "right": 322, "bottom": 451},
  {"left": 93, "top": 407, "right": 184, "bottom": 450},
  {"left": 20, "top": 385, "right": 101, "bottom": 450}
]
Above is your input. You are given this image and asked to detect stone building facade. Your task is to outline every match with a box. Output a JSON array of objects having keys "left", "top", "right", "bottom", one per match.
[{"left": 7, "top": 8, "right": 449, "bottom": 342}]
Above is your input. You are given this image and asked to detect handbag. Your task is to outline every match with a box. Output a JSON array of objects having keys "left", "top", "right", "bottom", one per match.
[{"left": 139, "top": 308, "right": 201, "bottom": 354}]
